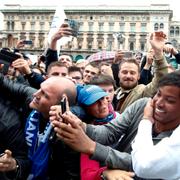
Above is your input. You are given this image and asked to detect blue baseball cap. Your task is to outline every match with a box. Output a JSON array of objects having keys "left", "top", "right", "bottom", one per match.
[{"left": 77, "top": 85, "right": 108, "bottom": 106}]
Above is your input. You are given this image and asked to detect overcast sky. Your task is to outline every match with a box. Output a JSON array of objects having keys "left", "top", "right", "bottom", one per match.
[{"left": 0, "top": 0, "right": 179, "bottom": 30}]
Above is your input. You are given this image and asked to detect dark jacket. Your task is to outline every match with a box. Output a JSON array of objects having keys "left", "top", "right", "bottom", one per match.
[
  {"left": 0, "top": 73, "right": 36, "bottom": 179},
  {"left": 0, "top": 73, "right": 80, "bottom": 180}
]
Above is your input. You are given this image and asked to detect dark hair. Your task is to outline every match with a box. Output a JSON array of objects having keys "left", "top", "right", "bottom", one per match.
[
  {"left": 119, "top": 58, "right": 140, "bottom": 73},
  {"left": 89, "top": 74, "right": 116, "bottom": 89},
  {"left": 68, "top": 66, "right": 82, "bottom": 76},
  {"left": 47, "top": 61, "right": 68, "bottom": 74},
  {"left": 158, "top": 71, "right": 180, "bottom": 88},
  {"left": 59, "top": 54, "right": 73, "bottom": 61}
]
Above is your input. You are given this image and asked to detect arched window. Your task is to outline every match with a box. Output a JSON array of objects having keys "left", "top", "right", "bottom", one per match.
[
  {"left": 7, "top": 21, "right": 10, "bottom": 30},
  {"left": 11, "top": 21, "right": 14, "bottom": 30},
  {"left": 130, "top": 42, "right": 134, "bottom": 51},
  {"left": 154, "top": 23, "right": 158, "bottom": 31},
  {"left": 170, "top": 26, "right": 174, "bottom": 36},
  {"left": 160, "top": 23, "right": 164, "bottom": 29},
  {"left": 75, "top": 55, "right": 84, "bottom": 61},
  {"left": 175, "top": 27, "right": 179, "bottom": 36},
  {"left": 140, "top": 43, "right": 145, "bottom": 51},
  {"left": 7, "top": 34, "right": 13, "bottom": 47}
]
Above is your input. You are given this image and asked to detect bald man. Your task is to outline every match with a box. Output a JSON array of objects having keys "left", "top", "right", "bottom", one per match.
[
  {"left": 0, "top": 74, "right": 79, "bottom": 180},
  {"left": 25, "top": 76, "right": 79, "bottom": 180}
]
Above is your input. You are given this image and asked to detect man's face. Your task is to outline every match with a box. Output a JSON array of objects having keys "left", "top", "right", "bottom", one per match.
[
  {"left": 48, "top": 66, "right": 68, "bottom": 77},
  {"left": 29, "top": 80, "right": 61, "bottom": 119},
  {"left": 118, "top": 62, "right": 140, "bottom": 90},
  {"left": 59, "top": 55, "right": 72, "bottom": 67},
  {"left": 83, "top": 65, "right": 99, "bottom": 84},
  {"left": 76, "top": 61, "right": 88, "bottom": 73},
  {"left": 86, "top": 97, "right": 109, "bottom": 119},
  {"left": 153, "top": 85, "right": 180, "bottom": 124},
  {"left": 68, "top": 71, "right": 83, "bottom": 84},
  {"left": 98, "top": 84, "right": 115, "bottom": 104}
]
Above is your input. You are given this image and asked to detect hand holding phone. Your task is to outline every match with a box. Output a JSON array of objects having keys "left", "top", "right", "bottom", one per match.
[
  {"left": 49, "top": 96, "right": 67, "bottom": 141},
  {"left": 23, "top": 40, "right": 33, "bottom": 45},
  {"left": 64, "top": 19, "right": 79, "bottom": 37}
]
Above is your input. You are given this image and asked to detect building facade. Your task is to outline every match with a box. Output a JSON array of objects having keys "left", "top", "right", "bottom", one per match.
[{"left": 0, "top": 4, "right": 176, "bottom": 61}]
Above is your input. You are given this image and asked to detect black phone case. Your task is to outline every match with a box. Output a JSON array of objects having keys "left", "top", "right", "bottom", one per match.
[{"left": 0, "top": 50, "right": 21, "bottom": 65}]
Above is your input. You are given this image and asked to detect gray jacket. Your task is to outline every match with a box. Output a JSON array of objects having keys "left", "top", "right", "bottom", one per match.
[{"left": 86, "top": 97, "right": 148, "bottom": 170}]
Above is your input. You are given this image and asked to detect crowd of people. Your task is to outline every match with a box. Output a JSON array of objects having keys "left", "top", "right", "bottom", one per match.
[{"left": 0, "top": 21, "right": 179, "bottom": 180}]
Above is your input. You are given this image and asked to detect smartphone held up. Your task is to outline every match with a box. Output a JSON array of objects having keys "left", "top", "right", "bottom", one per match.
[
  {"left": 23, "top": 40, "right": 33, "bottom": 45},
  {"left": 64, "top": 19, "right": 79, "bottom": 37}
]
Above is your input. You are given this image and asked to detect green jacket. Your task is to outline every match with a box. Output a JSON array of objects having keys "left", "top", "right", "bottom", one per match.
[{"left": 114, "top": 56, "right": 168, "bottom": 113}]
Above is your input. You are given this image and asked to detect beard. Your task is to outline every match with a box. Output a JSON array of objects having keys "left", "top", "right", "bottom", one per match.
[{"left": 119, "top": 80, "right": 138, "bottom": 90}]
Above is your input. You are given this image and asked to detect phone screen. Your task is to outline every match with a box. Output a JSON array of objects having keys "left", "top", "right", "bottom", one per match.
[
  {"left": 23, "top": 40, "right": 33, "bottom": 45},
  {"left": 64, "top": 19, "right": 79, "bottom": 37}
]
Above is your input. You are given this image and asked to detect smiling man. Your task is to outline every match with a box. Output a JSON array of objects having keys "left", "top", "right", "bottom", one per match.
[
  {"left": 51, "top": 71, "right": 180, "bottom": 180},
  {"left": 113, "top": 31, "right": 168, "bottom": 113},
  {"left": 131, "top": 71, "right": 180, "bottom": 180}
]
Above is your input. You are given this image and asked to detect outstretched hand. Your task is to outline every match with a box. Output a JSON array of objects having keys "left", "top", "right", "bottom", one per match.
[{"left": 149, "top": 31, "right": 166, "bottom": 58}]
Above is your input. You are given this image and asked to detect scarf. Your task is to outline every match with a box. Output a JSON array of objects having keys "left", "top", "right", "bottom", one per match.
[
  {"left": 93, "top": 104, "right": 117, "bottom": 125},
  {"left": 25, "top": 110, "right": 53, "bottom": 180}
]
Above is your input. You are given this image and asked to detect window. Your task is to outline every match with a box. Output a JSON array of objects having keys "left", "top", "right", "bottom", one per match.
[
  {"left": 31, "top": 22, "right": 35, "bottom": 31},
  {"left": 175, "top": 27, "right": 179, "bottom": 36},
  {"left": 130, "top": 23, "right": 136, "bottom": 32},
  {"left": 121, "top": 16, "right": 124, "bottom": 21},
  {"left": 141, "top": 23, "right": 147, "bottom": 32},
  {"left": 7, "top": 21, "right": 10, "bottom": 30},
  {"left": 130, "top": 42, "right": 134, "bottom": 51},
  {"left": 79, "top": 22, "right": 84, "bottom": 31},
  {"left": 100, "top": 16, "right": 104, "bottom": 21},
  {"left": 110, "top": 16, "right": 114, "bottom": 21},
  {"left": 11, "top": 21, "right": 14, "bottom": 30},
  {"left": 119, "top": 23, "right": 125, "bottom": 32},
  {"left": 99, "top": 23, "right": 104, "bottom": 32},
  {"left": 131, "top": 16, "right": 135, "bottom": 21},
  {"left": 87, "top": 42, "right": 92, "bottom": 49},
  {"left": 109, "top": 23, "right": 114, "bottom": 32},
  {"left": 98, "top": 42, "right": 102, "bottom": 50},
  {"left": 88, "top": 22, "right": 93, "bottom": 31},
  {"left": 21, "top": 22, "right": 26, "bottom": 30},
  {"left": 107, "top": 41, "right": 112, "bottom": 51},
  {"left": 40, "top": 22, "right": 44, "bottom": 31},
  {"left": 154, "top": 23, "right": 159, "bottom": 31},
  {"left": 140, "top": 43, "right": 145, "bottom": 51},
  {"left": 170, "top": 26, "right": 174, "bottom": 36},
  {"left": 160, "top": 23, "right": 164, "bottom": 29}
]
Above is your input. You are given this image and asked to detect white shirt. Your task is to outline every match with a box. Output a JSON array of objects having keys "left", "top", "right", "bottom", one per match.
[{"left": 131, "top": 120, "right": 180, "bottom": 180}]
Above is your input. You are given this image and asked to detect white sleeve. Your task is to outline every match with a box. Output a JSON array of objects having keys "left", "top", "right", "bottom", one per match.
[{"left": 131, "top": 120, "right": 180, "bottom": 180}]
